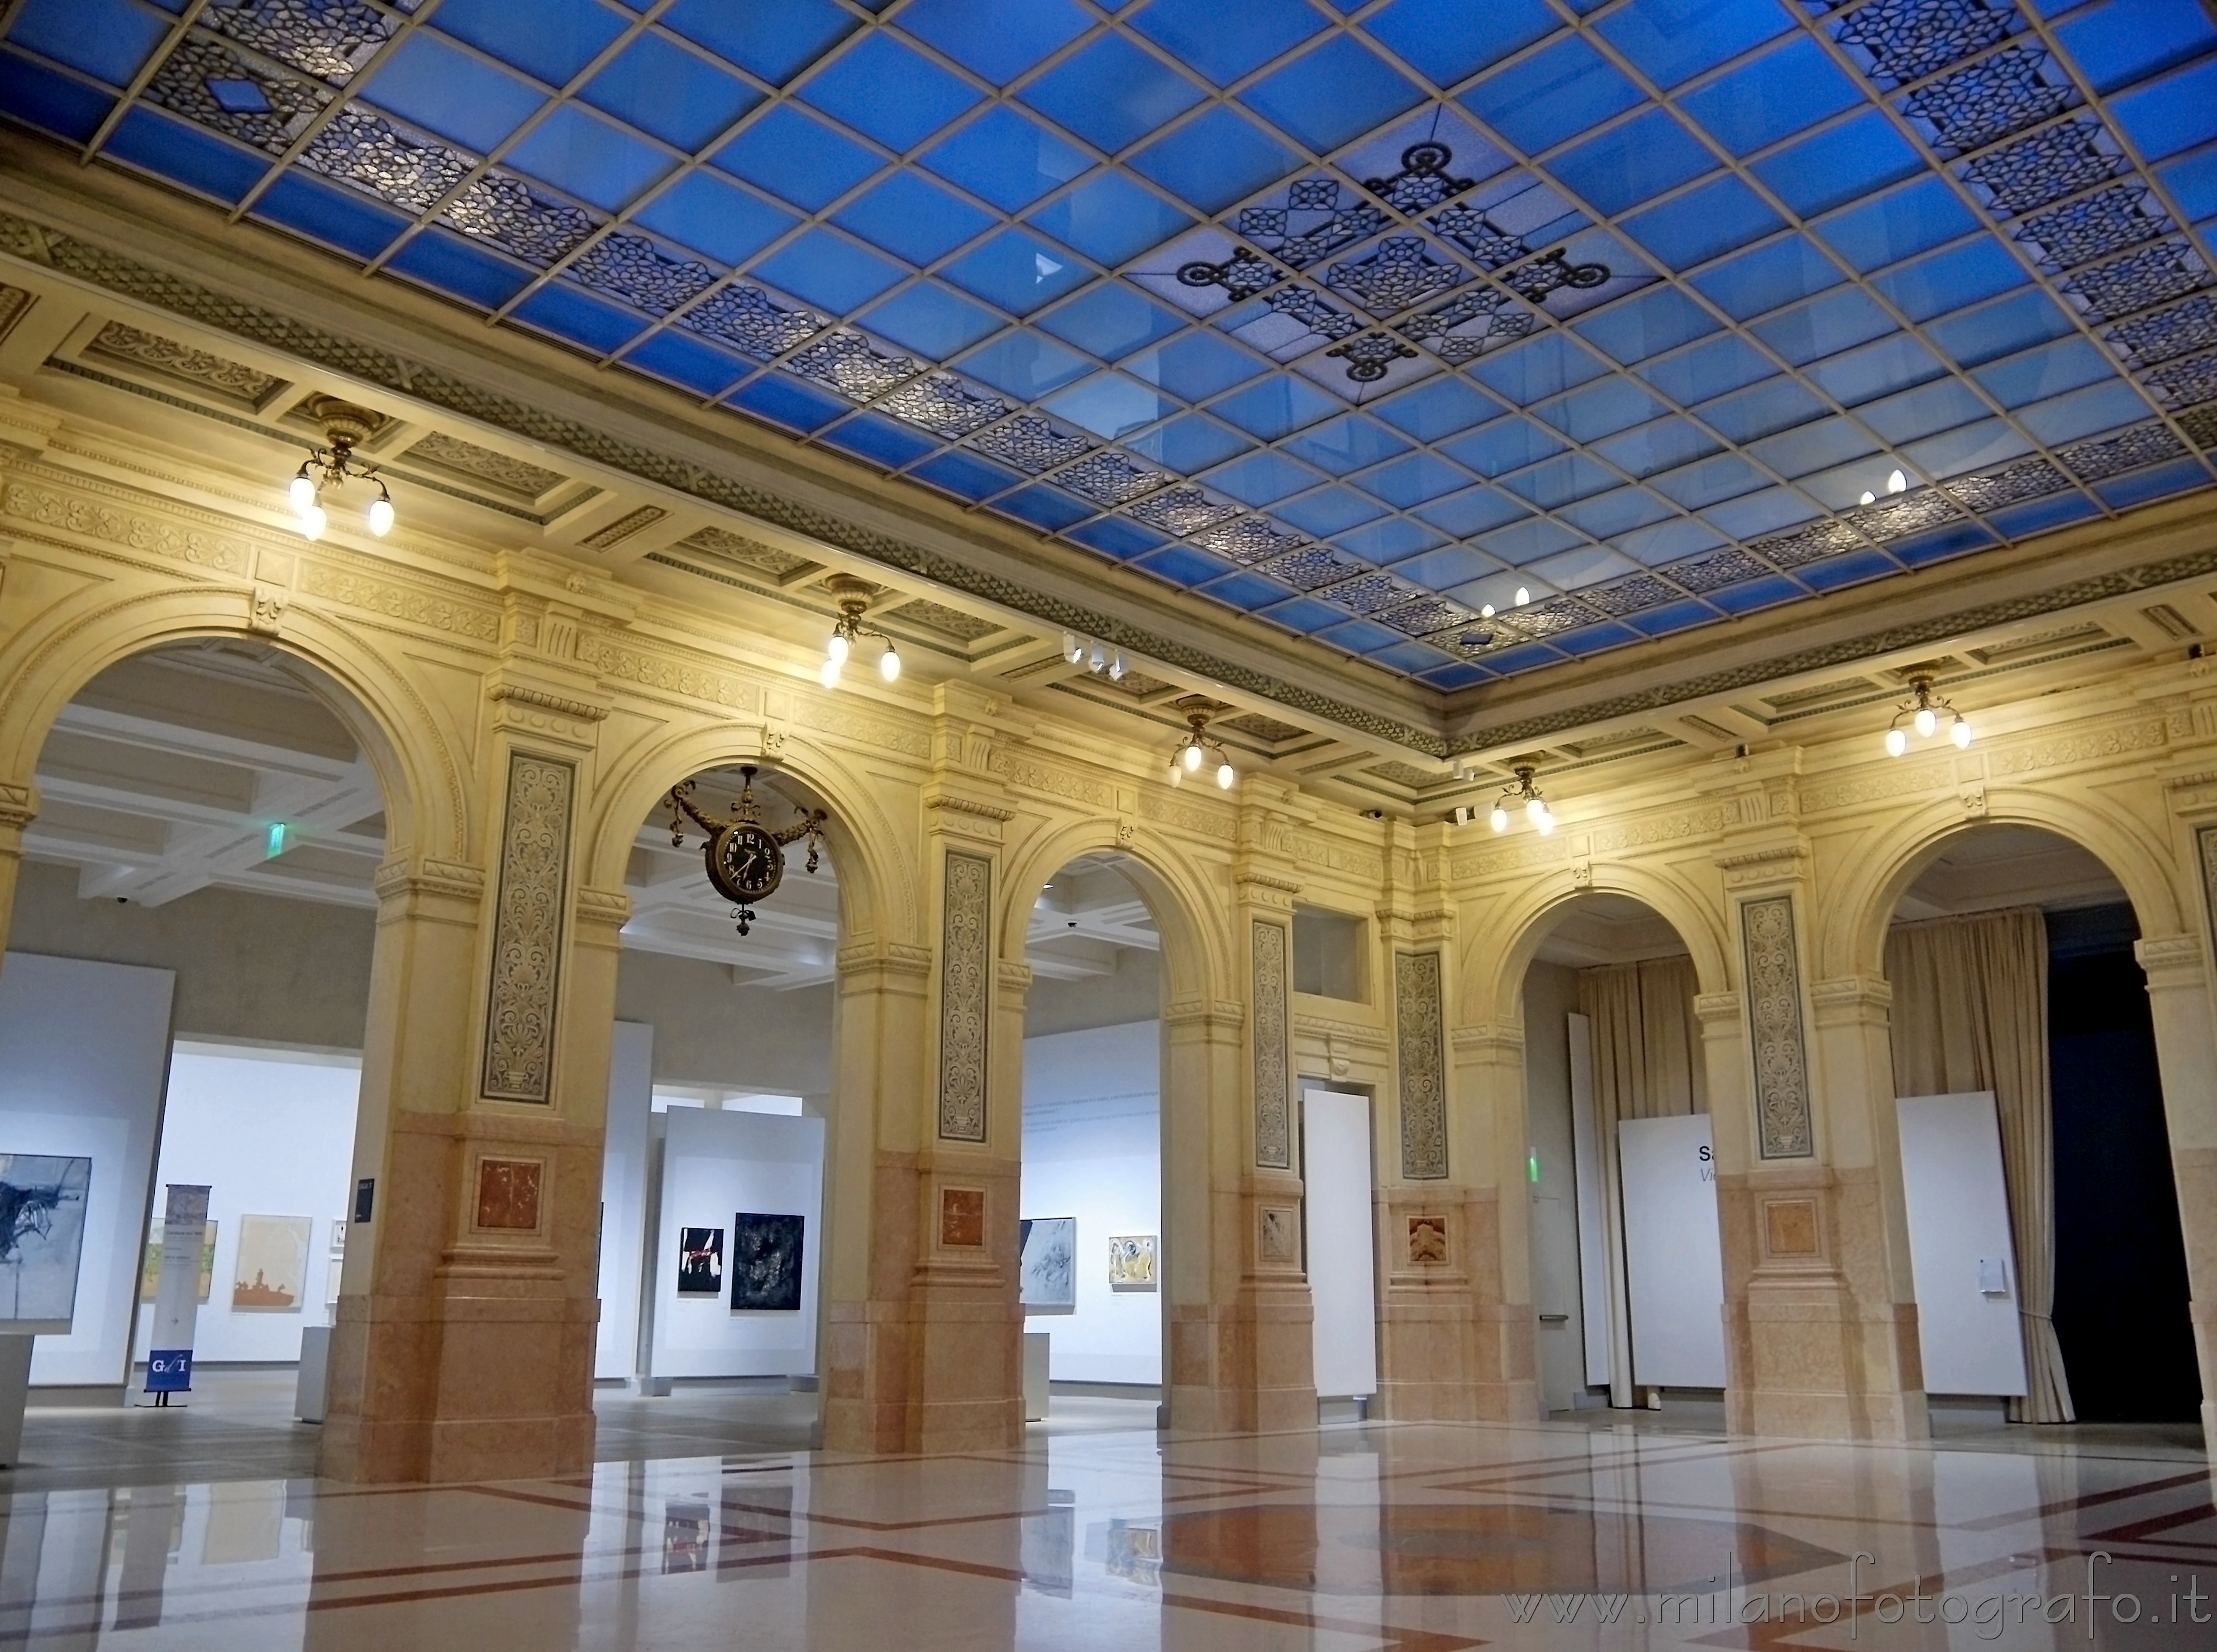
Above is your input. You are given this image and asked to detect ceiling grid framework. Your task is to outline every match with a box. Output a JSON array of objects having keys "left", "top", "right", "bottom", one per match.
[{"left": 0, "top": 0, "right": 2213, "bottom": 693}]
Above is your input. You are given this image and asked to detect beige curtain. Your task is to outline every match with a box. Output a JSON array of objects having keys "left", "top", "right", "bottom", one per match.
[
  {"left": 1579, "top": 956, "right": 1705, "bottom": 1406},
  {"left": 1884, "top": 908, "right": 2073, "bottom": 1423}
]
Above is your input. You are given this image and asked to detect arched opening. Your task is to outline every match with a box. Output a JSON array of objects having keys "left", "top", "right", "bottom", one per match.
[
  {"left": 1017, "top": 852, "right": 1163, "bottom": 1428},
  {"left": 1883, "top": 823, "right": 2200, "bottom": 1429},
  {"left": 1518, "top": 892, "right": 1717, "bottom": 1426},
  {"left": 0, "top": 638, "right": 395, "bottom": 1459},
  {"left": 594, "top": 762, "right": 844, "bottom": 1452}
]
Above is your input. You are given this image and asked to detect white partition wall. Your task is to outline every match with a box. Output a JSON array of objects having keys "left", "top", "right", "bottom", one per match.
[
  {"left": 646, "top": 1106, "right": 824, "bottom": 1379},
  {"left": 595, "top": 1021, "right": 652, "bottom": 1381},
  {"left": 1617, "top": 1113, "right": 1728, "bottom": 1389},
  {"left": 0, "top": 953, "right": 175, "bottom": 1387},
  {"left": 132, "top": 1044, "right": 360, "bottom": 1363},
  {"left": 1895, "top": 1091, "right": 2028, "bottom": 1397},
  {"left": 1020, "top": 1023, "right": 1160, "bottom": 1385},
  {"left": 1303, "top": 1087, "right": 1377, "bottom": 1400}
]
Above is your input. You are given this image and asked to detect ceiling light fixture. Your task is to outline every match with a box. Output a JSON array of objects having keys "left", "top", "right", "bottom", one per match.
[
  {"left": 1884, "top": 676, "right": 1971, "bottom": 757},
  {"left": 285, "top": 397, "right": 394, "bottom": 542},
  {"left": 1487, "top": 765, "right": 1553, "bottom": 835},
  {"left": 819, "top": 574, "right": 898, "bottom": 687},
  {"left": 1167, "top": 697, "right": 1235, "bottom": 790}
]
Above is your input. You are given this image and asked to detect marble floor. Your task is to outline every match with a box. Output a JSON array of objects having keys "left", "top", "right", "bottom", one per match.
[{"left": 2, "top": 1382, "right": 2211, "bottom": 1649}]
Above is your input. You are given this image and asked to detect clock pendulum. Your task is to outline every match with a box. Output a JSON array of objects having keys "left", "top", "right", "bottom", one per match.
[{"left": 664, "top": 766, "right": 828, "bottom": 935}]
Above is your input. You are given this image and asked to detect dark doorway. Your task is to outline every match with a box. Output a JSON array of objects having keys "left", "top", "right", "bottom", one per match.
[{"left": 2046, "top": 905, "right": 2201, "bottom": 1422}]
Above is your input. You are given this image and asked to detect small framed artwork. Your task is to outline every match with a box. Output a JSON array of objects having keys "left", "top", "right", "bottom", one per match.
[
  {"left": 1107, "top": 1234, "right": 1157, "bottom": 1292},
  {"left": 676, "top": 1227, "right": 724, "bottom": 1297},
  {"left": 1018, "top": 1217, "right": 1076, "bottom": 1314},
  {"left": 731, "top": 1214, "right": 804, "bottom": 1312}
]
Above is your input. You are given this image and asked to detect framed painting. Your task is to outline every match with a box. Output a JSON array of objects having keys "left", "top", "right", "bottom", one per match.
[
  {"left": 1107, "top": 1234, "right": 1157, "bottom": 1292},
  {"left": 676, "top": 1226, "right": 724, "bottom": 1297},
  {"left": 0, "top": 1154, "right": 92, "bottom": 1328},
  {"left": 231, "top": 1215, "right": 311, "bottom": 1312},
  {"left": 730, "top": 1213, "right": 804, "bottom": 1312},
  {"left": 1018, "top": 1216, "right": 1076, "bottom": 1314}
]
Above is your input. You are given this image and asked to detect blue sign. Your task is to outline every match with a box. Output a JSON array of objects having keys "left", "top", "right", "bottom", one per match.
[{"left": 145, "top": 1349, "right": 193, "bottom": 1393}]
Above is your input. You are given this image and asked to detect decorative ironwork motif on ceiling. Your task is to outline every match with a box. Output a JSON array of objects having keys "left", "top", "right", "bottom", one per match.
[
  {"left": 569, "top": 235, "right": 717, "bottom": 318},
  {"left": 1322, "top": 236, "right": 1465, "bottom": 317},
  {"left": 201, "top": 0, "right": 408, "bottom": 86},
  {"left": 2145, "top": 353, "right": 2217, "bottom": 412},
  {"left": 1858, "top": 490, "right": 1963, "bottom": 541},
  {"left": 1746, "top": 517, "right": 1869, "bottom": 570},
  {"left": 1580, "top": 573, "right": 1682, "bottom": 616},
  {"left": 1315, "top": 570, "right": 1414, "bottom": 614},
  {"left": 1824, "top": 0, "right": 2023, "bottom": 89},
  {"left": 2059, "top": 421, "right": 2185, "bottom": 480},
  {"left": 1663, "top": 546, "right": 1774, "bottom": 593},
  {"left": 1258, "top": 543, "right": 1365, "bottom": 590},
  {"left": 1396, "top": 287, "right": 1534, "bottom": 364},
  {"left": 970, "top": 414, "right": 1091, "bottom": 474},
  {"left": 1327, "top": 331, "right": 1419, "bottom": 383},
  {"left": 2062, "top": 243, "right": 2212, "bottom": 324},
  {"left": 444, "top": 174, "right": 596, "bottom": 269},
  {"left": 1497, "top": 248, "right": 1611, "bottom": 305},
  {"left": 145, "top": 36, "right": 328, "bottom": 154},
  {"left": 1193, "top": 515, "right": 1305, "bottom": 564},
  {"left": 299, "top": 107, "right": 470, "bottom": 213},
  {"left": 1259, "top": 284, "right": 1361, "bottom": 341},
  {"left": 786, "top": 330, "right": 917, "bottom": 401},
  {"left": 1127, "top": 486, "right": 1241, "bottom": 536},
  {"left": 1053, "top": 450, "right": 1167, "bottom": 505},
  {"left": 2015, "top": 186, "right": 2168, "bottom": 273},
  {"left": 2108, "top": 296, "right": 2217, "bottom": 366},
  {"left": 1236, "top": 180, "right": 1387, "bottom": 270},
  {"left": 877, "top": 374, "right": 1009, "bottom": 438},
  {"left": 1175, "top": 249, "right": 1282, "bottom": 301},
  {"left": 1426, "top": 202, "right": 1531, "bottom": 270},
  {"left": 1945, "top": 457, "right": 2070, "bottom": 510},
  {"left": 1956, "top": 118, "right": 2125, "bottom": 216},
  {"left": 1363, "top": 142, "right": 1474, "bottom": 213},
  {"left": 1897, "top": 44, "right": 2078, "bottom": 157},
  {"left": 678, "top": 285, "right": 828, "bottom": 360}
]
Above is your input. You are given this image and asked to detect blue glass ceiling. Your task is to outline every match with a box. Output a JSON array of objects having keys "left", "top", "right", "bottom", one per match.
[{"left": 7, "top": 0, "right": 2216, "bottom": 691}]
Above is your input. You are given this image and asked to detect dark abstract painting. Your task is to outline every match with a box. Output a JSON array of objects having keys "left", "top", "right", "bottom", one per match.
[
  {"left": 676, "top": 1226, "right": 723, "bottom": 1297},
  {"left": 730, "top": 1212, "right": 804, "bottom": 1312}
]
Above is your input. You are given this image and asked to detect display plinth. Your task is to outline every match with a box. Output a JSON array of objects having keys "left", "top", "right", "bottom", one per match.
[
  {"left": 1023, "top": 1332, "right": 1049, "bottom": 1422},
  {"left": 0, "top": 1335, "right": 33, "bottom": 1464},
  {"left": 295, "top": 1326, "right": 331, "bottom": 1422}
]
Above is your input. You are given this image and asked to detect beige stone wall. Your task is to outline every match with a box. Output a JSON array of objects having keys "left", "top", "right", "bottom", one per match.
[{"left": 2, "top": 405, "right": 2212, "bottom": 1474}]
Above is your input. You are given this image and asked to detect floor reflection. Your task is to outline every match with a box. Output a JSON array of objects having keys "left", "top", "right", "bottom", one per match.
[{"left": 0, "top": 1390, "right": 2205, "bottom": 1649}]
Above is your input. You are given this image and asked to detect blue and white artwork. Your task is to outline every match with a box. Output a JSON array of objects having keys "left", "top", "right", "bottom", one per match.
[
  {"left": 0, "top": 1154, "right": 91, "bottom": 1327},
  {"left": 1018, "top": 1216, "right": 1076, "bottom": 1316}
]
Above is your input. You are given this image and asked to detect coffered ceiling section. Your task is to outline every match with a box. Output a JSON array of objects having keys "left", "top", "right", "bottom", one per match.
[{"left": 2, "top": 0, "right": 2214, "bottom": 692}]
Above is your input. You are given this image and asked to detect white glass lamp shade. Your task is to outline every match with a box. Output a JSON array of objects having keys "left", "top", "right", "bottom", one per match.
[
  {"left": 879, "top": 642, "right": 900, "bottom": 681},
  {"left": 1885, "top": 726, "right": 1908, "bottom": 757},
  {"left": 1490, "top": 804, "right": 1509, "bottom": 833}
]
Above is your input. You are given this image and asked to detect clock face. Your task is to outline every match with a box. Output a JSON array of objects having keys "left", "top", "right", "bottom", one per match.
[{"left": 705, "top": 823, "right": 783, "bottom": 904}]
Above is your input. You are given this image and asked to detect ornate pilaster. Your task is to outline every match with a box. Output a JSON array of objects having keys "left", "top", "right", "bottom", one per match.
[
  {"left": 2134, "top": 929, "right": 2217, "bottom": 1452},
  {"left": 1713, "top": 819, "right": 1925, "bottom": 1443}
]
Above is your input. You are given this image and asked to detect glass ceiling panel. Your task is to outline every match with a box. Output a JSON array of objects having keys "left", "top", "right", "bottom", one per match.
[{"left": 7, "top": 0, "right": 2214, "bottom": 685}]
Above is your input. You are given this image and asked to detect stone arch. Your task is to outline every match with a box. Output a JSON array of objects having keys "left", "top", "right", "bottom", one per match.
[
  {"left": 1825, "top": 788, "right": 2191, "bottom": 981},
  {"left": 997, "top": 818, "right": 1227, "bottom": 1008},
  {"left": 584, "top": 723, "right": 919, "bottom": 952},
  {"left": 1463, "top": 860, "right": 1733, "bottom": 1028},
  {"left": 0, "top": 583, "right": 463, "bottom": 858}
]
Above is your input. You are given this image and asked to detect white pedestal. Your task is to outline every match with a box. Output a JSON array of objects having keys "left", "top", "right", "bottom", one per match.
[
  {"left": 1022, "top": 1331, "right": 1050, "bottom": 1422},
  {"left": 294, "top": 1326, "right": 331, "bottom": 1423},
  {"left": 0, "top": 1335, "right": 34, "bottom": 1465}
]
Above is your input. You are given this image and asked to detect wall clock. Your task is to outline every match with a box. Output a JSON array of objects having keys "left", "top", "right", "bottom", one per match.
[{"left": 665, "top": 766, "right": 827, "bottom": 935}]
